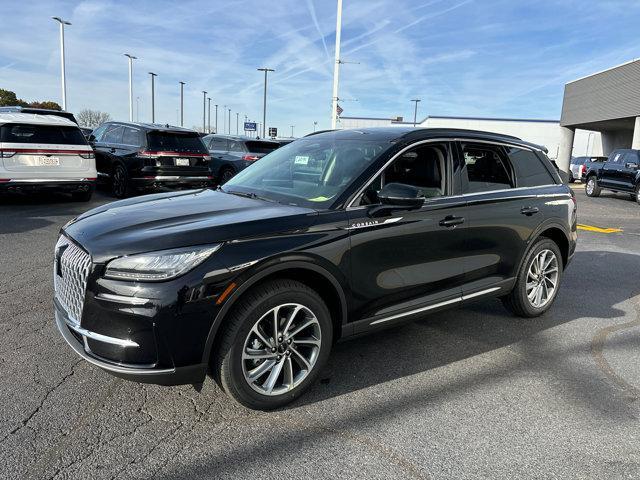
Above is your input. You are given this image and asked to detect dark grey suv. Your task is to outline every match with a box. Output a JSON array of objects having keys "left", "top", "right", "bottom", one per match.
[{"left": 203, "top": 134, "right": 279, "bottom": 184}]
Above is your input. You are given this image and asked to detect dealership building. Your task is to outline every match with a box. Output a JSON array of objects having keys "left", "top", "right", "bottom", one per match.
[
  {"left": 337, "top": 115, "right": 601, "bottom": 162},
  {"left": 558, "top": 59, "right": 640, "bottom": 171}
]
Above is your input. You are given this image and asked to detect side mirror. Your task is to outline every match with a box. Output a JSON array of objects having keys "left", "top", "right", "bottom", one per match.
[
  {"left": 625, "top": 162, "right": 638, "bottom": 170},
  {"left": 369, "top": 183, "right": 424, "bottom": 217}
]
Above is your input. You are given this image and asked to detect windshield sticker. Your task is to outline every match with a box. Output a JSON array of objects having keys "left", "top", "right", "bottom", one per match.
[{"left": 294, "top": 155, "right": 309, "bottom": 165}]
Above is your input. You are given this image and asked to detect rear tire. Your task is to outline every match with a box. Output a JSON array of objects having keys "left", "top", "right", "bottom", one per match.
[
  {"left": 585, "top": 176, "right": 601, "bottom": 197},
  {"left": 71, "top": 186, "right": 94, "bottom": 202},
  {"left": 112, "top": 164, "right": 131, "bottom": 198},
  {"left": 636, "top": 184, "right": 640, "bottom": 205},
  {"left": 502, "top": 237, "right": 563, "bottom": 318},
  {"left": 219, "top": 168, "right": 235, "bottom": 185},
  {"left": 214, "top": 279, "right": 333, "bottom": 410}
]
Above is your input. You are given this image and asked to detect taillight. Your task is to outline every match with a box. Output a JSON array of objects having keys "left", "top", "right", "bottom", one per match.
[
  {"left": 138, "top": 150, "right": 158, "bottom": 159},
  {"left": 0, "top": 178, "right": 11, "bottom": 182},
  {"left": 0, "top": 150, "right": 16, "bottom": 158},
  {"left": 79, "top": 152, "right": 95, "bottom": 159},
  {"left": 580, "top": 164, "right": 586, "bottom": 175},
  {"left": 242, "top": 155, "right": 259, "bottom": 161}
]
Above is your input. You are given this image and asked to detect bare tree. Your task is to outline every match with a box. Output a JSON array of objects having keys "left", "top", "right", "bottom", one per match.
[{"left": 77, "top": 109, "right": 112, "bottom": 128}]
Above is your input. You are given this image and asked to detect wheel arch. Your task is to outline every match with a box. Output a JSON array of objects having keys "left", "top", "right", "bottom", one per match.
[{"left": 201, "top": 260, "right": 348, "bottom": 366}]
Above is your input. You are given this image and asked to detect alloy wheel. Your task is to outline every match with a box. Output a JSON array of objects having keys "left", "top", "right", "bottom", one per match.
[
  {"left": 242, "top": 303, "right": 321, "bottom": 396},
  {"left": 113, "top": 166, "right": 126, "bottom": 197},
  {"left": 586, "top": 178, "right": 595, "bottom": 195},
  {"left": 526, "top": 249, "right": 559, "bottom": 308}
]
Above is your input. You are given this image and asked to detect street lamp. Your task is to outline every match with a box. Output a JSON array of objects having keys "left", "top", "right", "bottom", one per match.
[
  {"left": 136, "top": 96, "right": 140, "bottom": 122},
  {"left": 330, "top": 0, "right": 343, "bottom": 129},
  {"left": 124, "top": 53, "right": 137, "bottom": 122},
  {"left": 207, "top": 97, "right": 211, "bottom": 133},
  {"left": 179, "top": 81, "right": 185, "bottom": 126},
  {"left": 202, "top": 91, "right": 207, "bottom": 133},
  {"left": 52, "top": 17, "right": 71, "bottom": 110},
  {"left": 313, "top": 121, "right": 318, "bottom": 132},
  {"left": 149, "top": 72, "right": 157, "bottom": 123},
  {"left": 411, "top": 99, "right": 421, "bottom": 126},
  {"left": 236, "top": 112, "right": 239, "bottom": 135},
  {"left": 215, "top": 104, "right": 218, "bottom": 133},
  {"left": 257, "top": 67, "right": 274, "bottom": 138},
  {"left": 223, "top": 105, "right": 227, "bottom": 134},
  {"left": 228, "top": 108, "right": 231, "bottom": 135},
  {"left": 290, "top": 125, "right": 295, "bottom": 138}
]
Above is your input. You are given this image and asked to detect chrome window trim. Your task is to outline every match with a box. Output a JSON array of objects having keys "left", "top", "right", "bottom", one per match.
[
  {"left": 346, "top": 136, "right": 550, "bottom": 210},
  {"left": 369, "top": 286, "right": 501, "bottom": 325}
]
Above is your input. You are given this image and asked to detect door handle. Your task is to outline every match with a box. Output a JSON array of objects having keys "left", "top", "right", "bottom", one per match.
[
  {"left": 439, "top": 215, "right": 465, "bottom": 227},
  {"left": 520, "top": 206, "right": 539, "bottom": 216}
]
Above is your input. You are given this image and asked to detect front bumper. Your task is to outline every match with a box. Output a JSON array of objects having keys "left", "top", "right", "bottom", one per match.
[{"left": 54, "top": 296, "right": 208, "bottom": 385}]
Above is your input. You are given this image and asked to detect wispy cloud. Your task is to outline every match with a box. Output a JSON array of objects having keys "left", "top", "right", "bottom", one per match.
[{"left": 1, "top": 0, "right": 640, "bottom": 133}]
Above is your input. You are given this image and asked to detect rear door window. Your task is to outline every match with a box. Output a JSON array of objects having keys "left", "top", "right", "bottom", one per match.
[
  {"left": 103, "top": 125, "right": 124, "bottom": 144},
  {"left": 505, "top": 146, "right": 556, "bottom": 187},
  {"left": 461, "top": 143, "right": 513, "bottom": 193},
  {"left": 91, "top": 124, "right": 108, "bottom": 142},
  {"left": 122, "top": 127, "right": 141, "bottom": 146},
  {"left": 228, "top": 140, "right": 246, "bottom": 152},
  {"left": 209, "top": 137, "right": 228, "bottom": 150},
  {"left": 0, "top": 124, "right": 87, "bottom": 145},
  {"left": 147, "top": 131, "right": 207, "bottom": 153}
]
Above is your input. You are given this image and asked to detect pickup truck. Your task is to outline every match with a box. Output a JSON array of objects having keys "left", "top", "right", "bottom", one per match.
[{"left": 584, "top": 149, "right": 640, "bottom": 204}]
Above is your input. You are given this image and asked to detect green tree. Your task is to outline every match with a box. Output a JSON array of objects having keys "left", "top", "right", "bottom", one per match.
[
  {"left": 28, "top": 101, "right": 62, "bottom": 110},
  {"left": 0, "top": 88, "right": 27, "bottom": 107}
]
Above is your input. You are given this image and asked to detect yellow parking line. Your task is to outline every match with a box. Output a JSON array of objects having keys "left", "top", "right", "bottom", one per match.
[{"left": 577, "top": 224, "right": 623, "bottom": 234}]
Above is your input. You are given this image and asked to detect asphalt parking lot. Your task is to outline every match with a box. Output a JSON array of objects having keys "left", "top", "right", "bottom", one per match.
[{"left": 1, "top": 185, "right": 639, "bottom": 480}]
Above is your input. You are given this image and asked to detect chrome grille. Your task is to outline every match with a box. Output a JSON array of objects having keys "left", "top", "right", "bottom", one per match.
[{"left": 54, "top": 235, "right": 91, "bottom": 325}]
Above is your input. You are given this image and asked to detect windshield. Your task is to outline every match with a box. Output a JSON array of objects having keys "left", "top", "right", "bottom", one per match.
[
  {"left": 146, "top": 131, "right": 207, "bottom": 153},
  {"left": 222, "top": 135, "right": 390, "bottom": 208}
]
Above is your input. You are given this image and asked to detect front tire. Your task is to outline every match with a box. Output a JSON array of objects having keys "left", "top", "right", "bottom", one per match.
[
  {"left": 214, "top": 279, "right": 333, "bottom": 410},
  {"left": 502, "top": 238, "right": 563, "bottom": 318},
  {"left": 219, "top": 167, "right": 235, "bottom": 185},
  {"left": 585, "top": 176, "right": 601, "bottom": 197}
]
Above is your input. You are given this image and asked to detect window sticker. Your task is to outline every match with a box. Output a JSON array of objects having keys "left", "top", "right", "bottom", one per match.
[{"left": 294, "top": 155, "right": 309, "bottom": 165}]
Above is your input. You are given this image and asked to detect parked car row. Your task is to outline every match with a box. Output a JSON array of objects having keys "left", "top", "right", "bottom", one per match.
[{"left": 0, "top": 107, "right": 292, "bottom": 201}]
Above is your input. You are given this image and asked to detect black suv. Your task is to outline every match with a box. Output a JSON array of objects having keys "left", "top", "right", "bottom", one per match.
[
  {"left": 584, "top": 149, "right": 640, "bottom": 203},
  {"left": 89, "top": 122, "right": 212, "bottom": 197},
  {"left": 203, "top": 134, "right": 279, "bottom": 184},
  {"left": 54, "top": 128, "right": 576, "bottom": 410}
]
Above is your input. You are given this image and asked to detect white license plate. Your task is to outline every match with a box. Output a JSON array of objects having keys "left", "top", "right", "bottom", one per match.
[
  {"left": 175, "top": 158, "right": 190, "bottom": 166},
  {"left": 36, "top": 156, "right": 60, "bottom": 166}
]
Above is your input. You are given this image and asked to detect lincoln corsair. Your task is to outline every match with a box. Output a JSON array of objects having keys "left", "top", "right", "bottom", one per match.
[{"left": 53, "top": 128, "right": 577, "bottom": 410}]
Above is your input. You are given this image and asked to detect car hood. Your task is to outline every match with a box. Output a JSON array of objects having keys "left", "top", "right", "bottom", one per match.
[{"left": 64, "top": 189, "right": 317, "bottom": 262}]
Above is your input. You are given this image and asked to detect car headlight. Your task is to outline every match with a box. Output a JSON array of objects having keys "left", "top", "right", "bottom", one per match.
[{"left": 105, "top": 244, "right": 221, "bottom": 282}]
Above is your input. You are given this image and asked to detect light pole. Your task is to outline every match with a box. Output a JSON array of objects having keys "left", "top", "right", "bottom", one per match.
[
  {"left": 149, "top": 72, "right": 157, "bottom": 123},
  {"left": 136, "top": 96, "right": 140, "bottom": 122},
  {"left": 236, "top": 112, "right": 239, "bottom": 135},
  {"left": 179, "top": 81, "right": 185, "bottom": 126},
  {"left": 330, "top": 0, "right": 343, "bottom": 129},
  {"left": 215, "top": 104, "right": 218, "bottom": 133},
  {"left": 124, "top": 53, "right": 137, "bottom": 122},
  {"left": 313, "top": 121, "right": 318, "bottom": 132},
  {"left": 52, "top": 17, "right": 71, "bottom": 110},
  {"left": 223, "top": 105, "right": 227, "bottom": 134},
  {"left": 228, "top": 108, "right": 231, "bottom": 135},
  {"left": 202, "top": 91, "right": 207, "bottom": 133},
  {"left": 207, "top": 97, "right": 211, "bottom": 133},
  {"left": 411, "top": 99, "right": 421, "bottom": 126},
  {"left": 257, "top": 67, "right": 274, "bottom": 138},
  {"left": 291, "top": 125, "right": 295, "bottom": 138}
]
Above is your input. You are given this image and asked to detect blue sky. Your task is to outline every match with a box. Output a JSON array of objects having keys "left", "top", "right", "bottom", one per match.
[{"left": 1, "top": 0, "right": 640, "bottom": 135}]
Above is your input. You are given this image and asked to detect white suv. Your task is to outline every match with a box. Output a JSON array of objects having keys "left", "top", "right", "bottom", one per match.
[{"left": 0, "top": 113, "right": 97, "bottom": 201}]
